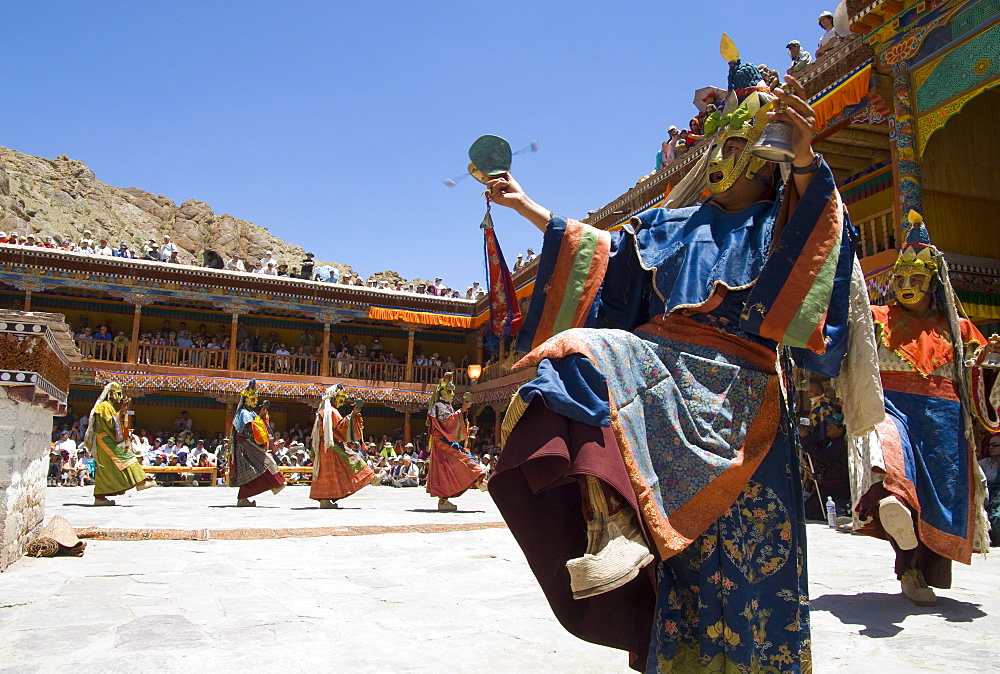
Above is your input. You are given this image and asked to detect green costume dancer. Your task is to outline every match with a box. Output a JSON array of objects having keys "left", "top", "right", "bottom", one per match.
[{"left": 84, "top": 381, "right": 155, "bottom": 505}]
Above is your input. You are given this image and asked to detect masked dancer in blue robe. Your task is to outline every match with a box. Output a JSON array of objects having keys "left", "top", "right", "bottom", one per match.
[{"left": 487, "top": 41, "right": 857, "bottom": 673}]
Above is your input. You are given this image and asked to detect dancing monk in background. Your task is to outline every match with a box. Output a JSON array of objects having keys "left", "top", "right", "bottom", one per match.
[
  {"left": 86, "top": 380, "right": 155, "bottom": 506},
  {"left": 850, "top": 212, "right": 994, "bottom": 606},
  {"left": 229, "top": 380, "right": 285, "bottom": 507},
  {"left": 425, "top": 373, "right": 485, "bottom": 512},
  {"left": 309, "top": 384, "right": 373, "bottom": 508},
  {"left": 487, "top": 39, "right": 856, "bottom": 672}
]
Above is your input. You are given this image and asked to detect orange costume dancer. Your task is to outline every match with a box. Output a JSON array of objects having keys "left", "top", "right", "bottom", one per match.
[
  {"left": 425, "top": 373, "right": 485, "bottom": 512},
  {"left": 309, "top": 384, "right": 373, "bottom": 508}
]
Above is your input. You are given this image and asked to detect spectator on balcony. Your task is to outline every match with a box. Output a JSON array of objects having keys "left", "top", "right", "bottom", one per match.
[
  {"left": 370, "top": 336, "right": 383, "bottom": 356},
  {"left": 112, "top": 331, "right": 130, "bottom": 361},
  {"left": 274, "top": 343, "right": 291, "bottom": 372},
  {"left": 113, "top": 241, "right": 133, "bottom": 258},
  {"left": 159, "top": 235, "right": 178, "bottom": 262},
  {"left": 300, "top": 253, "right": 315, "bottom": 280},
  {"left": 353, "top": 336, "right": 368, "bottom": 357},
  {"left": 226, "top": 252, "right": 246, "bottom": 272},
  {"left": 94, "top": 238, "right": 113, "bottom": 256},
  {"left": 526, "top": 248, "right": 536, "bottom": 262},
  {"left": 513, "top": 254, "right": 524, "bottom": 271},
  {"left": 277, "top": 263, "right": 290, "bottom": 277},
  {"left": 142, "top": 242, "right": 160, "bottom": 260},
  {"left": 203, "top": 250, "right": 225, "bottom": 269},
  {"left": 176, "top": 330, "right": 194, "bottom": 350},
  {"left": 92, "top": 324, "right": 113, "bottom": 359},
  {"left": 687, "top": 117, "right": 705, "bottom": 145},
  {"left": 815, "top": 11, "right": 840, "bottom": 59},
  {"left": 300, "top": 327, "right": 316, "bottom": 350},
  {"left": 250, "top": 261, "right": 264, "bottom": 274},
  {"left": 786, "top": 40, "right": 812, "bottom": 75},
  {"left": 260, "top": 250, "right": 277, "bottom": 269},
  {"left": 262, "top": 261, "right": 278, "bottom": 276}
]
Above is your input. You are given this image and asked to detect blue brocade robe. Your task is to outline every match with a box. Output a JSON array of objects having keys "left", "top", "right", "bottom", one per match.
[{"left": 490, "top": 164, "right": 854, "bottom": 673}]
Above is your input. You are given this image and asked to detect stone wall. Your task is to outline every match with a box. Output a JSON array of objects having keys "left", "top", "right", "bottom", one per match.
[
  {"left": 0, "top": 387, "right": 52, "bottom": 571},
  {"left": 0, "top": 311, "right": 79, "bottom": 571}
]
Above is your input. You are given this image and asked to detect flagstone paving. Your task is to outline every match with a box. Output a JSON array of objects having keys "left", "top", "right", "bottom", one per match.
[{"left": 0, "top": 485, "right": 997, "bottom": 672}]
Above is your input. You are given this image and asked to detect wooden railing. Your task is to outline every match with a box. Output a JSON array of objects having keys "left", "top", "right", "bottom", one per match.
[
  {"left": 76, "top": 338, "right": 476, "bottom": 387},
  {"left": 855, "top": 209, "right": 896, "bottom": 258}
]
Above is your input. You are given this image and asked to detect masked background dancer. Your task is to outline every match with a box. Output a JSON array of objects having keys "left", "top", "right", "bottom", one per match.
[
  {"left": 85, "top": 381, "right": 156, "bottom": 505},
  {"left": 850, "top": 213, "right": 993, "bottom": 606},
  {"left": 309, "top": 384, "right": 373, "bottom": 508},
  {"left": 229, "top": 380, "right": 285, "bottom": 507},
  {"left": 425, "top": 372, "right": 486, "bottom": 512}
]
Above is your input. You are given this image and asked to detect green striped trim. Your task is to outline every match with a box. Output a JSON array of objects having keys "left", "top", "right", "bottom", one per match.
[
  {"left": 551, "top": 226, "right": 602, "bottom": 335},
  {"left": 782, "top": 227, "right": 842, "bottom": 348}
]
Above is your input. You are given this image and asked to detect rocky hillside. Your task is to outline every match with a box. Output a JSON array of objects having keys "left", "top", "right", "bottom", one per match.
[{"left": 0, "top": 146, "right": 356, "bottom": 276}]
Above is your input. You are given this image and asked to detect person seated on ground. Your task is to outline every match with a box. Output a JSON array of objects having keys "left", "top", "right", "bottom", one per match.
[
  {"left": 76, "top": 448, "right": 95, "bottom": 486},
  {"left": 392, "top": 455, "right": 420, "bottom": 487},
  {"left": 981, "top": 433, "right": 1000, "bottom": 546},
  {"left": 800, "top": 413, "right": 850, "bottom": 519},
  {"left": 371, "top": 456, "right": 391, "bottom": 486},
  {"left": 47, "top": 447, "right": 63, "bottom": 486}
]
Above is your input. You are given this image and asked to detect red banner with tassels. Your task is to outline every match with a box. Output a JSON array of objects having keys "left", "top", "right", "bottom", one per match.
[{"left": 481, "top": 207, "right": 522, "bottom": 340}]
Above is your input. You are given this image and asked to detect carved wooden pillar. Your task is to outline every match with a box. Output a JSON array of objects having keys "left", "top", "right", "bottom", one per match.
[
  {"left": 129, "top": 304, "right": 142, "bottom": 363},
  {"left": 306, "top": 309, "right": 351, "bottom": 378},
  {"left": 23, "top": 290, "right": 31, "bottom": 313},
  {"left": 109, "top": 291, "right": 152, "bottom": 365},
  {"left": 229, "top": 313, "right": 239, "bottom": 372},
  {"left": 321, "top": 322, "right": 331, "bottom": 377},
  {"left": 889, "top": 62, "right": 919, "bottom": 243},
  {"left": 405, "top": 328, "right": 416, "bottom": 381},
  {"left": 404, "top": 411, "right": 411, "bottom": 443}
]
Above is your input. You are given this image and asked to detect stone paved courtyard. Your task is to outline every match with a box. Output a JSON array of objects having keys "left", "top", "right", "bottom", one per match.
[{"left": 1, "top": 485, "right": 998, "bottom": 673}]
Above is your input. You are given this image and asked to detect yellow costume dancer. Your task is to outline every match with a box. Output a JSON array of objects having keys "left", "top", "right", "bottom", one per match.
[{"left": 84, "top": 381, "right": 155, "bottom": 506}]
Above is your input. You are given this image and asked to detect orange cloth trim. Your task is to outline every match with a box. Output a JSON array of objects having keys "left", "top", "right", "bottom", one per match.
[
  {"left": 757, "top": 193, "right": 841, "bottom": 352},
  {"left": 368, "top": 307, "right": 473, "bottom": 328},
  {"left": 616, "top": 377, "right": 782, "bottom": 561},
  {"left": 531, "top": 220, "right": 611, "bottom": 349},
  {"left": 812, "top": 64, "right": 872, "bottom": 131},
  {"left": 871, "top": 305, "right": 983, "bottom": 378},
  {"left": 876, "top": 414, "right": 974, "bottom": 564},
  {"left": 880, "top": 370, "right": 959, "bottom": 402},
  {"left": 512, "top": 331, "right": 597, "bottom": 370},
  {"left": 515, "top": 279, "right": 535, "bottom": 301},
  {"left": 640, "top": 314, "right": 778, "bottom": 373}
]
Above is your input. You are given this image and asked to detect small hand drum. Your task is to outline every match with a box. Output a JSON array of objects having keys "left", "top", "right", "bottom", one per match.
[{"left": 468, "top": 135, "right": 512, "bottom": 184}]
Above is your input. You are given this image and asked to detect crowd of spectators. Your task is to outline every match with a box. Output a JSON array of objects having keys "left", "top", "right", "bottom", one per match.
[
  {"left": 1, "top": 231, "right": 481, "bottom": 302},
  {"left": 73, "top": 315, "right": 471, "bottom": 383}
]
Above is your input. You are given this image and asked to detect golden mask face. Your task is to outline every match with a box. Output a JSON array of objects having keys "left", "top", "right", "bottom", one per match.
[
  {"left": 243, "top": 391, "right": 258, "bottom": 408},
  {"left": 892, "top": 265, "right": 933, "bottom": 306},
  {"left": 107, "top": 382, "right": 125, "bottom": 406},
  {"left": 704, "top": 91, "right": 773, "bottom": 195}
]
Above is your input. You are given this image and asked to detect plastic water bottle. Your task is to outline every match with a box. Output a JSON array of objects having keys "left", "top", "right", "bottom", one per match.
[{"left": 826, "top": 496, "right": 837, "bottom": 528}]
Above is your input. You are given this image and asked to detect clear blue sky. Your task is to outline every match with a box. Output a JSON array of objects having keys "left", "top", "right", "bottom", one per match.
[{"left": 7, "top": 1, "right": 831, "bottom": 290}]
